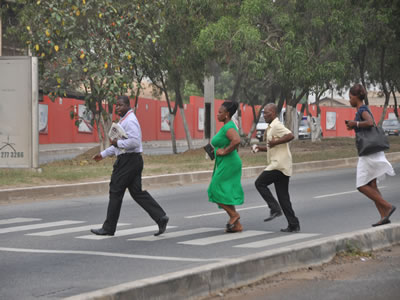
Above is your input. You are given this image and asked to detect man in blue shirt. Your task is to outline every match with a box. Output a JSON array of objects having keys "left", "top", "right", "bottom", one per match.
[{"left": 91, "top": 96, "right": 169, "bottom": 236}]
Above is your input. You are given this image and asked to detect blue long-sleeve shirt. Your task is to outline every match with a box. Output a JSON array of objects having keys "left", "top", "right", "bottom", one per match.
[{"left": 101, "top": 109, "right": 143, "bottom": 158}]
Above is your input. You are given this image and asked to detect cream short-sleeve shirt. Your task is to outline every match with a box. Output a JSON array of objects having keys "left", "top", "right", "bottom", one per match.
[{"left": 264, "top": 117, "right": 293, "bottom": 176}]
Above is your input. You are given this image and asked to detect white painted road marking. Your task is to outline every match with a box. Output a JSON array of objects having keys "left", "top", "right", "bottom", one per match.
[
  {"left": 0, "top": 220, "right": 84, "bottom": 234},
  {"left": 0, "top": 247, "right": 223, "bottom": 262},
  {"left": 234, "top": 233, "right": 320, "bottom": 248},
  {"left": 314, "top": 186, "right": 387, "bottom": 199},
  {"left": 179, "top": 230, "right": 272, "bottom": 246},
  {"left": 76, "top": 225, "right": 177, "bottom": 240},
  {"left": 185, "top": 205, "right": 268, "bottom": 219},
  {"left": 0, "top": 217, "right": 41, "bottom": 225},
  {"left": 26, "top": 223, "right": 130, "bottom": 236},
  {"left": 128, "top": 227, "right": 221, "bottom": 241}
]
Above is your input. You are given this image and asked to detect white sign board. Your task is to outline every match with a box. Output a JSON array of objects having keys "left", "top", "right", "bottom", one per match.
[
  {"left": 326, "top": 111, "right": 336, "bottom": 130},
  {"left": 0, "top": 57, "right": 39, "bottom": 168}
]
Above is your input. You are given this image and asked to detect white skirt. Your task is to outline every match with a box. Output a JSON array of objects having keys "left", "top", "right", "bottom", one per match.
[{"left": 356, "top": 151, "right": 395, "bottom": 188}]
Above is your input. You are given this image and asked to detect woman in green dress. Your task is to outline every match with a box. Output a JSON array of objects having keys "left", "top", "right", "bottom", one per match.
[{"left": 208, "top": 101, "right": 244, "bottom": 233}]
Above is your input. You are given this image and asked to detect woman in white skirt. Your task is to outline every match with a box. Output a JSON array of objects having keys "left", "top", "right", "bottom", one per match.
[{"left": 345, "top": 84, "right": 396, "bottom": 227}]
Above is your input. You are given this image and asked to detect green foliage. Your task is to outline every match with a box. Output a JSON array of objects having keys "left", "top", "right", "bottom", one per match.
[{"left": 5, "top": 0, "right": 162, "bottom": 146}]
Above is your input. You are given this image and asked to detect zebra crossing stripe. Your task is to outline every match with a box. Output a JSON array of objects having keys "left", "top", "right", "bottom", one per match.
[
  {"left": 26, "top": 223, "right": 131, "bottom": 237},
  {"left": 128, "top": 227, "right": 221, "bottom": 241},
  {"left": 0, "top": 218, "right": 41, "bottom": 225},
  {"left": 234, "top": 233, "right": 320, "bottom": 248},
  {"left": 0, "top": 220, "right": 84, "bottom": 234},
  {"left": 178, "top": 230, "right": 272, "bottom": 246},
  {"left": 76, "top": 225, "right": 177, "bottom": 240}
]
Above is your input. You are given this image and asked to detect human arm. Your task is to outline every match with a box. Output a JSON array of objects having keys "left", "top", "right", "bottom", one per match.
[
  {"left": 268, "top": 132, "right": 294, "bottom": 148},
  {"left": 92, "top": 144, "right": 116, "bottom": 162},
  {"left": 345, "top": 110, "right": 374, "bottom": 130},
  {"left": 216, "top": 128, "right": 241, "bottom": 156}
]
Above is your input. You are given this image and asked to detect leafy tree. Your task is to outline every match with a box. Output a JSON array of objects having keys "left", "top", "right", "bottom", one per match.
[
  {"left": 6, "top": 0, "right": 160, "bottom": 150},
  {"left": 359, "top": 0, "right": 400, "bottom": 125},
  {"left": 141, "top": 0, "right": 214, "bottom": 153}
]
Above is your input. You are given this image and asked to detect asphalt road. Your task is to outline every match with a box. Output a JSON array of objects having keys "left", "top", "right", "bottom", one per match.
[{"left": 0, "top": 164, "right": 399, "bottom": 299}]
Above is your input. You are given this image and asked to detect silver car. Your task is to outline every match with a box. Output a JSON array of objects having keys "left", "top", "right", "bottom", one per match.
[
  {"left": 382, "top": 119, "right": 400, "bottom": 136},
  {"left": 298, "top": 118, "right": 311, "bottom": 139}
]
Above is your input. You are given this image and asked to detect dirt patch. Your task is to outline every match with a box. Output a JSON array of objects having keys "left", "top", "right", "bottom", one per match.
[{"left": 203, "top": 244, "right": 400, "bottom": 300}]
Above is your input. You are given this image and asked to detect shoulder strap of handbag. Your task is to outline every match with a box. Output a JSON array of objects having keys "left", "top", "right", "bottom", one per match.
[{"left": 356, "top": 106, "right": 377, "bottom": 127}]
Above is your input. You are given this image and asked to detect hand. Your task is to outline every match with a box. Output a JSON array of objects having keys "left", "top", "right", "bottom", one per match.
[
  {"left": 110, "top": 138, "right": 118, "bottom": 147},
  {"left": 345, "top": 120, "right": 355, "bottom": 130},
  {"left": 216, "top": 148, "right": 225, "bottom": 156},
  {"left": 92, "top": 154, "right": 103, "bottom": 162},
  {"left": 251, "top": 144, "right": 259, "bottom": 153}
]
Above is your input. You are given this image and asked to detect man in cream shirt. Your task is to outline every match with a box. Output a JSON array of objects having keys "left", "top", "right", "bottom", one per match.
[{"left": 253, "top": 103, "right": 300, "bottom": 233}]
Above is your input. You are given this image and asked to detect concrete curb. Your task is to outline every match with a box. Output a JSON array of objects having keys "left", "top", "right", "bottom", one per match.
[
  {"left": 63, "top": 223, "right": 400, "bottom": 300},
  {"left": 1, "top": 152, "right": 400, "bottom": 203}
]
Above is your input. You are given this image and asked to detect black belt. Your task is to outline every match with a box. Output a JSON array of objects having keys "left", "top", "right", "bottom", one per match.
[{"left": 118, "top": 152, "right": 141, "bottom": 157}]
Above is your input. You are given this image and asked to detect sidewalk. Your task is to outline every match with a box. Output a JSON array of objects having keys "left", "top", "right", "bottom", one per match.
[{"left": 39, "top": 139, "right": 209, "bottom": 154}]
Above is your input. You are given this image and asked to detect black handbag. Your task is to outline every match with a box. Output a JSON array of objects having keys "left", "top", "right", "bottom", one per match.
[
  {"left": 203, "top": 143, "right": 215, "bottom": 160},
  {"left": 356, "top": 108, "right": 389, "bottom": 156}
]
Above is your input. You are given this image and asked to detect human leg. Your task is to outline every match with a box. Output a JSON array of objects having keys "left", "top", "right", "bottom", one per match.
[
  {"left": 218, "top": 203, "right": 242, "bottom": 233},
  {"left": 218, "top": 203, "right": 240, "bottom": 225},
  {"left": 255, "top": 171, "right": 282, "bottom": 215},
  {"left": 91, "top": 157, "right": 128, "bottom": 235},
  {"left": 273, "top": 172, "right": 300, "bottom": 230},
  {"left": 358, "top": 179, "right": 393, "bottom": 218},
  {"left": 127, "top": 155, "right": 168, "bottom": 235}
]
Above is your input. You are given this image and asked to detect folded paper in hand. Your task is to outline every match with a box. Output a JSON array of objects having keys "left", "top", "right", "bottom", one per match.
[
  {"left": 203, "top": 143, "right": 215, "bottom": 160},
  {"left": 108, "top": 123, "right": 128, "bottom": 140}
]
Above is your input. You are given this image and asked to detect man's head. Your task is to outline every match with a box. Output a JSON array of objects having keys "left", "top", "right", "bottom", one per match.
[
  {"left": 116, "top": 96, "right": 131, "bottom": 117},
  {"left": 263, "top": 103, "right": 277, "bottom": 123}
]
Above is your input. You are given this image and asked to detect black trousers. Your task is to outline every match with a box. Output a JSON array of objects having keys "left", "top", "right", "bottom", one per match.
[
  {"left": 102, "top": 152, "right": 166, "bottom": 233},
  {"left": 255, "top": 170, "right": 299, "bottom": 226}
]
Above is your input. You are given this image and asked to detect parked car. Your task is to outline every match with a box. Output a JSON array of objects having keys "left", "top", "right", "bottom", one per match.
[
  {"left": 382, "top": 119, "right": 400, "bottom": 136},
  {"left": 256, "top": 113, "right": 268, "bottom": 142},
  {"left": 298, "top": 117, "right": 311, "bottom": 139}
]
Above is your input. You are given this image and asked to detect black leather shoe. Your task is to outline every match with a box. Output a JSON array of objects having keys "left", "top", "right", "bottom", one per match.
[
  {"left": 90, "top": 228, "right": 114, "bottom": 236},
  {"left": 154, "top": 216, "right": 169, "bottom": 236},
  {"left": 280, "top": 225, "right": 300, "bottom": 233},
  {"left": 264, "top": 211, "right": 282, "bottom": 222}
]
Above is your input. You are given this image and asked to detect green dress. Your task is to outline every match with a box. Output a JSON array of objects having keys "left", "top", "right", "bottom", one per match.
[{"left": 208, "top": 121, "right": 244, "bottom": 205}]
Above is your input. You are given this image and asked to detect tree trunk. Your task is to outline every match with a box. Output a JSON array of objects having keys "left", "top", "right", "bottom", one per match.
[
  {"left": 309, "top": 114, "right": 322, "bottom": 142},
  {"left": 378, "top": 92, "right": 390, "bottom": 126},
  {"left": 392, "top": 88, "right": 399, "bottom": 121},
  {"left": 378, "top": 46, "right": 389, "bottom": 127},
  {"left": 245, "top": 104, "right": 261, "bottom": 144},
  {"left": 178, "top": 106, "right": 193, "bottom": 150},
  {"left": 236, "top": 105, "right": 244, "bottom": 136},
  {"left": 358, "top": 45, "right": 369, "bottom": 105},
  {"left": 168, "top": 113, "right": 177, "bottom": 154},
  {"left": 175, "top": 83, "right": 193, "bottom": 150},
  {"left": 98, "top": 112, "right": 112, "bottom": 151},
  {"left": 285, "top": 105, "right": 298, "bottom": 139}
]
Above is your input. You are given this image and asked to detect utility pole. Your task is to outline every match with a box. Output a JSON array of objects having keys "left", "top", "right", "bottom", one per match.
[
  {"left": 204, "top": 76, "right": 215, "bottom": 142},
  {"left": 0, "top": 14, "right": 2, "bottom": 56}
]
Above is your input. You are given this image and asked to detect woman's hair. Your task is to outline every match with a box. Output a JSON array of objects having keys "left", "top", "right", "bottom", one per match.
[
  {"left": 349, "top": 84, "right": 367, "bottom": 101},
  {"left": 221, "top": 101, "right": 239, "bottom": 118}
]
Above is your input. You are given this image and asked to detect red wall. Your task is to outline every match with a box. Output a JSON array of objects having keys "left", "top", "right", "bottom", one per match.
[
  {"left": 39, "top": 95, "right": 397, "bottom": 144},
  {"left": 39, "top": 96, "right": 99, "bottom": 144}
]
